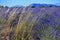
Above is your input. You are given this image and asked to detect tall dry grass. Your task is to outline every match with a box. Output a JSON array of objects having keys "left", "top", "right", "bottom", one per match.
[
  {"left": 0, "top": 8, "right": 38, "bottom": 40},
  {"left": 0, "top": 8, "right": 57, "bottom": 40}
]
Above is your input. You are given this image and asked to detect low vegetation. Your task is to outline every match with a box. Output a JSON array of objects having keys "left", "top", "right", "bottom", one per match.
[{"left": 0, "top": 6, "right": 60, "bottom": 40}]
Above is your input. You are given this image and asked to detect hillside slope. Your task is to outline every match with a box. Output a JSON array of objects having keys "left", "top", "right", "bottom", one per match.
[{"left": 0, "top": 4, "right": 60, "bottom": 40}]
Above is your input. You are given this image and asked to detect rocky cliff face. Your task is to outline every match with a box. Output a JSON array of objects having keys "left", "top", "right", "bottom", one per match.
[{"left": 0, "top": 4, "right": 60, "bottom": 40}]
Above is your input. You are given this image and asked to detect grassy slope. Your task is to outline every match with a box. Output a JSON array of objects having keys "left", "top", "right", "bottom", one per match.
[{"left": 0, "top": 7, "right": 60, "bottom": 40}]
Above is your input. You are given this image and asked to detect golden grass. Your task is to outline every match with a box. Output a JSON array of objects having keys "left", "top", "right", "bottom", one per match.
[
  {"left": 0, "top": 8, "right": 55, "bottom": 40},
  {"left": 0, "top": 8, "right": 37, "bottom": 40}
]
